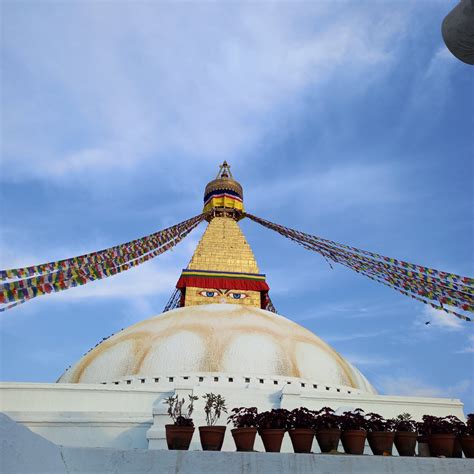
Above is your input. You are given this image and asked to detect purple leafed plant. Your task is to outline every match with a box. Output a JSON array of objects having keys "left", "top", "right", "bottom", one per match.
[
  {"left": 444, "top": 415, "right": 466, "bottom": 436},
  {"left": 288, "top": 407, "right": 316, "bottom": 429},
  {"left": 313, "top": 407, "right": 340, "bottom": 430},
  {"left": 420, "top": 415, "right": 465, "bottom": 435},
  {"left": 339, "top": 408, "right": 367, "bottom": 431},
  {"left": 256, "top": 409, "right": 290, "bottom": 430},
  {"left": 465, "top": 413, "right": 474, "bottom": 436},
  {"left": 227, "top": 407, "right": 259, "bottom": 428},
  {"left": 365, "top": 412, "right": 395, "bottom": 432},
  {"left": 392, "top": 413, "right": 417, "bottom": 433}
]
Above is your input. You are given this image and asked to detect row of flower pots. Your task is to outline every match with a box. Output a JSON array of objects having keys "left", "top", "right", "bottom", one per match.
[{"left": 164, "top": 394, "right": 474, "bottom": 457}]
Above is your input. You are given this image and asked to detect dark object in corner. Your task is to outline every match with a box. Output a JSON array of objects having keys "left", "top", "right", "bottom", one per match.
[{"left": 442, "top": 0, "right": 474, "bottom": 65}]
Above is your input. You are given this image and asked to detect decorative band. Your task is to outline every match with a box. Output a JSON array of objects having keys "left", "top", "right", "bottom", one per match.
[
  {"left": 203, "top": 192, "right": 243, "bottom": 207},
  {"left": 203, "top": 196, "right": 244, "bottom": 213},
  {"left": 204, "top": 188, "right": 242, "bottom": 203},
  {"left": 176, "top": 275, "right": 269, "bottom": 292},
  {"left": 177, "top": 269, "right": 269, "bottom": 291},
  {"left": 180, "top": 269, "right": 266, "bottom": 280}
]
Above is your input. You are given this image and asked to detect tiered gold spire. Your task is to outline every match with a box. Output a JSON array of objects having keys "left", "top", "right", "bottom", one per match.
[
  {"left": 176, "top": 163, "right": 270, "bottom": 309},
  {"left": 188, "top": 217, "right": 259, "bottom": 274}
]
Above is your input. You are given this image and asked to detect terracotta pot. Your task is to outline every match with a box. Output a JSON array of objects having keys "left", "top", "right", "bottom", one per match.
[
  {"left": 394, "top": 431, "right": 417, "bottom": 456},
  {"left": 460, "top": 435, "right": 474, "bottom": 458},
  {"left": 289, "top": 428, "right": 314, "bottom": 453},
  {"left": 199, "top": 426, "right": 226, "bottom": 451},
  {"left": 231, "top": 427, "right": 257, "bottom": 452},
  {"left": 341, "top": 430, "right": 367, "bottom": 455},
  {"left": 417, "top": 436, "right": 430, "bottom": 457},
  {"left": 429, "top": 433, "right": 455, "bottom": 458},
  {"left": 259, "top": 429, "right": 286, "bottom": 453},
  {"left": 165, "top": 425, "right": 194, "bottom": 450},
  {"left": 453, "top": 437, "right": 463, "bottom": 458},
  {"left": 367, "top": 431, "right": 395, "bottom": 455},
  {"left": 316, "top": 428, "right": 341, "bottom": 453}
]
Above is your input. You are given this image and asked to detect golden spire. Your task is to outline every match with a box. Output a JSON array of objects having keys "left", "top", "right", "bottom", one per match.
[{"left": 175, "top": 163, "right": 269, "bottom": 309}]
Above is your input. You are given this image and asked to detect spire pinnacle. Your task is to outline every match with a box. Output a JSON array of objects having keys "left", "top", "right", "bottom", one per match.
[
  {"left": 203, "top": 162, "right": 244, "bottom": 219},
  {"left": 217, "top": 161, "right": 233, "bottom": 179}
]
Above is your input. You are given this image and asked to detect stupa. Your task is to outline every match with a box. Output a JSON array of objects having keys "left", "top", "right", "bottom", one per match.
[
  {"left": 57, "top": 162, "right": 373, "bottom": 394},
  {"left": 0, "top": 163, "right": 466, "bottom": 454}
]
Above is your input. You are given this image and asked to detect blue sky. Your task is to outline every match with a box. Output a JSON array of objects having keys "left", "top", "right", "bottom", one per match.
[{"left": 1, "top": 1, "right": 473, "bottom": 414}]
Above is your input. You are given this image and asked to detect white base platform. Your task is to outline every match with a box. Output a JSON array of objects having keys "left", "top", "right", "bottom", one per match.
[
  {"left": 0, "top": 377, "right": 465, "bottom": 452},
  {"left": 1, "top": 413, "right": 473, "bottom": 474}
]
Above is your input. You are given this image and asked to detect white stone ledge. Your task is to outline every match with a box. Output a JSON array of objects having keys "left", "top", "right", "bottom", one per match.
[
  {"left": 3, "top": 411, "right": 152, "bottom": 426},
  {"left": 3, "top": 411, "right": 473, "bottom": 474},
  {"left": 0, "top": 381, "right": 170, "bottom": 394},
  {"left": 28, "top": 448, "right": 474, "bottom": 473}
]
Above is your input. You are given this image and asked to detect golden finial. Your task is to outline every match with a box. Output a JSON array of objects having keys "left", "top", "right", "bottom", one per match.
[
  {"left": 203, "top": 162, "right": 244, "bottom": 219},
  {"left": 217, "top": 161, "right": 233, "bottom": 179}
]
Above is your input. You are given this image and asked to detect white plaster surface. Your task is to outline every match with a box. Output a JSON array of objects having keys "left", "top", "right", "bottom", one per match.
[
  {"left": 1, "top": 413, "right": 473, "bottom": 474},
  {"left": 57, "top": 304, "right": 376, "bottom": 393},
  {"left": 0, "top": 380, "right": 465, "bottom": 452}
]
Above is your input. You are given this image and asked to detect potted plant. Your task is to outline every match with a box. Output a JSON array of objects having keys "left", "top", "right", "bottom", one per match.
[
  {"left": 227, "top": 407, "right": 259, "bottom": 452},
  {"left": 416, "top": 420, "right": 430, "bottom": 457},
  {"left": 163, "top": 394, "right": 198, "bottom": 450},
  {"left": 460, "top": 413, "right": 474, "bottom": 458},
  {"left": 365, "top": 412, "right": 395, "bottom": 455},
  {"left": 199, "top": 393, "right": 228, "bottom": 451},
  {"left": 339, "top": 408, "right": 367, "bottom": 455},
  {"left": 392, "top": 413, "right": 418, "bottom": 456},
  {"left": 256, "top": 409, "right": 290, "bottom": 452},
  {"left": 420, "top": 415, "right": 458, "bottom": 457},
  {"left": 287, "top": 407, "right": 315, "bottom": 453},
  {"left": 314, "top": 407, "right": 341, "bottom": 453},
  {"left": 445, "top": 415, "right": 465, "bottom": 458}
]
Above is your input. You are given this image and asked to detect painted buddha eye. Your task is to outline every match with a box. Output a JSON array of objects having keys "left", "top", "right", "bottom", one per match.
[
  {"left": 229, "top": 292, "right": 247, "bottom": 300},
  {"left": 200, "top": 290, "right": 218, "bottom": 298}
]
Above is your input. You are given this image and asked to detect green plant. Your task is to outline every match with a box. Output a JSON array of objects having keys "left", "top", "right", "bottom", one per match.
[
  {"left": 202, "top": 393, "right": 228, "bottom": 426},
  {"left": 164, "top": 394, "right": 199, "bottom": 426}
]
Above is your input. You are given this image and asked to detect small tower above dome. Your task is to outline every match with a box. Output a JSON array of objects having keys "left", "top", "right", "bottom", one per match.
[
  {"left": 173, "top": 162, "right": 271, "bottom": 310},
  {"left": 203, "top": 161, "right": 244, "bottom": 219}
]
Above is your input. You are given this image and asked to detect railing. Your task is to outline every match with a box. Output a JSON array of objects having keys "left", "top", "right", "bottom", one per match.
[{"left": 101, "top": 373, "right": 361, "bottom": 395}]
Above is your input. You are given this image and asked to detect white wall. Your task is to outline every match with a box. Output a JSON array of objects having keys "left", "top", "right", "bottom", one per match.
[
  {"left": 0, "top": 375, "right": 465, "bottom": 452},
  {"left": 2, "top": 413, "right": 473, "bottom": 474}
]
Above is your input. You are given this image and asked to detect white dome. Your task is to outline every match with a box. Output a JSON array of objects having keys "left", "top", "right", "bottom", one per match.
[{"left": 58, "top": 304, "right": 376, "bottom": 393}]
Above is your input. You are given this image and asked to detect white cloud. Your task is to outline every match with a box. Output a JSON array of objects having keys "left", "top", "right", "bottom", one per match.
[
  {"left": 419, "top": 305, "right": 463, "bottom": 331},
  {"left": 344, "top": 353, "right": 394, "bottom": 367},
  {"left": 401, "top": 46, "right": 458, "bottom": 126},
  {"left": 249, "top": 162, "right": 403, "bottom": 217},
  {"left": 457, "top": 334, "right": 474, "bottom": 354},
  {"left": 52, "top": 262, "right": 178, "bottom": 301},
  {"left": 2, "top": 2, "right": 408, "bottom": 180},
  {"left": 325, "top": 329, "right": 389, "bottom": 343},
  {"left": 0, "top": 227, "right": 203, "bottom": 303},
  {"left": 377, "top": 375, "right": 471, "bottom": 399}
]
